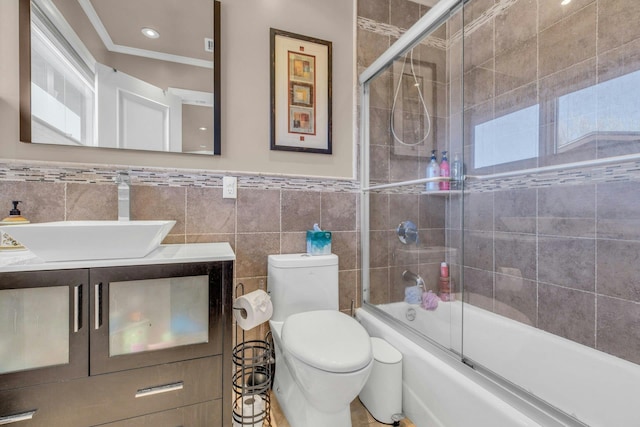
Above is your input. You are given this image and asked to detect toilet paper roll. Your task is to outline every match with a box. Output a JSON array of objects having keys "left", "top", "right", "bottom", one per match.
[
  {"left": 233, "top": 394, "right": 264, "bottom": 427},
  {"left": 233, "top": 290, "right": 273, "bottom": 331}
]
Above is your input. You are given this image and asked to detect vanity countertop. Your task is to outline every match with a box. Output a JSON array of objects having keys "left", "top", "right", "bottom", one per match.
[{"left": 0, "top": 242, "right": 235, "bottom": 272}]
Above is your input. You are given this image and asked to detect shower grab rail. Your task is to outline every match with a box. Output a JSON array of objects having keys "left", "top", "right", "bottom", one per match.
[
  {"left": 363, "top": 176, "right": 451, "bottom": 191},
  {"left": 465, "top": 151, "right": 640, "bottom": 181}
]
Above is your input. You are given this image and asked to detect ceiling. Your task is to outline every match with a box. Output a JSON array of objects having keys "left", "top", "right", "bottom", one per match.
[{"left": 86, "top": 0, "right": 214, "bottom": 62}]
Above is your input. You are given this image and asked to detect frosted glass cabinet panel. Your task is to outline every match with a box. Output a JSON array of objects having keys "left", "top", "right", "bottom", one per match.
[
  {"left": 90, "top": 262, "right": 225, "bottom": 376},
  {"left": 109, "top": 276, "right": 209, "bottom": 356},
  {"left": 0, "top": 286, "right": 69, "bottom": 374},
  {"left": 0, "top": 269, "right": 88, "bottom": 391}
]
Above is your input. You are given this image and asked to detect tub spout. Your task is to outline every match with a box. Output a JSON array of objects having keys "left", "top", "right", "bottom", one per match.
[{"left": 402, "top": 270, "right": 425, "bottom": 289}]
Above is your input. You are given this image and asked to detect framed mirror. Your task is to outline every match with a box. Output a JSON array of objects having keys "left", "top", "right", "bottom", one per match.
[{"left": 19, "top": 0, "right": 221, "bottom": 155}]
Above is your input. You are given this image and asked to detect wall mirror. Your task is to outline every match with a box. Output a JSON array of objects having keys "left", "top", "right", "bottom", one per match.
[{"left": 19, "top": 0, "right": 221, "bottom": 155}]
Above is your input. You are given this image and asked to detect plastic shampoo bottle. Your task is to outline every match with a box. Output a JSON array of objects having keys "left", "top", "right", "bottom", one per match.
[
  {"left": 426, "top": 150, "right": 440, "bottom": 191},
  {"left": 439, "top": 151, "right": 450, "bottom": 190},
  {"left": 451, "top": 152, "right": 463, "bottom": 190}
]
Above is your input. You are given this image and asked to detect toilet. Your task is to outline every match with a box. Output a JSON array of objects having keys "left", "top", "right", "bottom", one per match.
[{"left": 268, "top": 253, "right": 373, "bottom": 427}]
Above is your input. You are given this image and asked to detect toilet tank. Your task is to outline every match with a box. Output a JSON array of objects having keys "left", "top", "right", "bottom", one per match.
[{"left": 268, "top": 253, "right": 339, "bottom": 322}]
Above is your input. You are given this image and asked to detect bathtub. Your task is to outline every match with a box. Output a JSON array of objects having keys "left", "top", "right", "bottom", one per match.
[{"left": 356, "top": 301, "right": 640, "bottom": 427}]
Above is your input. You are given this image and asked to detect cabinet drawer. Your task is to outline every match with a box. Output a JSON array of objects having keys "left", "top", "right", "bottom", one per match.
[
  {"left": 93, "top": 400, "right": 221, "bottom": 427},
  {"left": 0, "top": 379, "right": 92, "bottom": 427},
  {"left": 85, "top": 356, "right": 222, "bottom": 426},
  {"left": 0, "top": 356, "right": 222, "bottom": 427}
]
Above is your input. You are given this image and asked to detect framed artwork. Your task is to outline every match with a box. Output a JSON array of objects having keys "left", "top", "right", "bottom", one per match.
[{"left": 270, "top": 28, "right": 332, "bottom": 154}]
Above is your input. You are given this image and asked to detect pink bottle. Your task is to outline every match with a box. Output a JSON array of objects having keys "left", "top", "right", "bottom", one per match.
[
  {"left": 439, "top": 262, "right": 453, "bottom": 301},
  {"left": 439, "top": 151, "right": 450, "bottom": 190}
]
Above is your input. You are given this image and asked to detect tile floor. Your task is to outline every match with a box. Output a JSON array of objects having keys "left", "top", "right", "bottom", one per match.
[{"left": 269, "top": 391, "right": 416, "bottom": 427}]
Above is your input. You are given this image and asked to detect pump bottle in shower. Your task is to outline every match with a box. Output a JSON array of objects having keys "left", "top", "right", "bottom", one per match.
[
  {"left": 439, "top": 151, "right": 450, "bottom": 190},
  {"left": 426, "top": 150, "right": 440, "bottom": 191},
  {"left": 451, "top": 152, "right": 463, "bottom": 190}
]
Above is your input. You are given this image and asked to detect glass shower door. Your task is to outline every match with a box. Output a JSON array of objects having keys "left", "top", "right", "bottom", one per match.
[{"left": 360, "top": 3, "right": 465, "bottom": 356}]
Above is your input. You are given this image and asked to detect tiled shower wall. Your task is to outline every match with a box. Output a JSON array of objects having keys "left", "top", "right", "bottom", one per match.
[
  {"left": 0, "top": 163, "right": 360, "bottom": 340},
  {"left": 357, "top": 0, "right": 452, "bottom": 303},
  {"left": 360, "top": 0, "right": 640, "bottom": 366},
  {"left": 458, "top": 0, "right": 640, "bottom": 365}
]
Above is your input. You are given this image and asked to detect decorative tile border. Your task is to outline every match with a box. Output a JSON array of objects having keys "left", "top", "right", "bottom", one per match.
[
  {"left": 465, "top": 159, "right": 640, "bottom": 192},
  {"left": 366, "top": 157, "right": 640, "bottom": 195},
  {"left": 449, "top": 0, "right": 519, "bottom": 44},
  {"left": 0, "top": 160, "right": 360, "bottom": 193},
  {"left": 358, "top": 0, "right": 520, "bottom": 50},
  {"left": 357, "top": 17, "right": 447, "bottom": 50}
]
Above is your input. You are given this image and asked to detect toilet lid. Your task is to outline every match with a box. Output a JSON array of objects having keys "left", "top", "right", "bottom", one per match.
[{"left": 282, "top": 310, "right": 372, "bottom": 373}]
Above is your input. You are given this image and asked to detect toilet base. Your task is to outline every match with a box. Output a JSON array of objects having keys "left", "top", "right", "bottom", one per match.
[{"left": 273, "top": 372, "right": 352, "bottom": 427}]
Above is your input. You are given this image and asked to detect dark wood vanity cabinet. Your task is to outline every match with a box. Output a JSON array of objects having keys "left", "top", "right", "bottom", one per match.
[{"left": 0, "top": 258, "right": 232, "bottom": 427}]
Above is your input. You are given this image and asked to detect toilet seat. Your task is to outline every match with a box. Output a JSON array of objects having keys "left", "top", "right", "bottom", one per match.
[{"left": 282, "top": 310, "right": 372, "bottom": 373}]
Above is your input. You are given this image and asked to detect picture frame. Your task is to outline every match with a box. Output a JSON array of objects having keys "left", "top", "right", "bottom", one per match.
[{"left": 270, "top": 28, "right": 332, "bottom": 154}]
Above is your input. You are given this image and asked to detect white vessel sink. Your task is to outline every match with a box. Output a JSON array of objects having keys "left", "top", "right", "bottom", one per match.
[{"left": 0, "top": 220, "right": 176, "bottom": 262}]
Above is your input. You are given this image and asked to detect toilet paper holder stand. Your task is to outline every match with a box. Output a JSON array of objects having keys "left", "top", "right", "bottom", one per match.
[{"left": 232, "top": 282, "right": 273, "bottom": 427}]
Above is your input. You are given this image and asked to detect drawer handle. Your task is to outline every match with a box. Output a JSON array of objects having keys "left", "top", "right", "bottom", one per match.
[
  {"left": 135, "top": 381, "right": 184, "bottom": 398},
  {"left": 0, "top": 410, "right": 37, "bottom": 425}
]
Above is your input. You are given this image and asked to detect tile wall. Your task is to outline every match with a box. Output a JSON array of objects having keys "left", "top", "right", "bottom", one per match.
[
  {"left": 360, "top": 0, "right": 640, "bottom": 366},
  {"left": 0, "top": 163, "right": 360, "bottom": 341},
  {"left": 5, "top": 0, "right": 640, "bottom": 366},
  {"left": 357, "top": 0, "right": 452, "bottom": 304},
  {"left": 459, "top": 0, "right": 640, "bottom": 365}
]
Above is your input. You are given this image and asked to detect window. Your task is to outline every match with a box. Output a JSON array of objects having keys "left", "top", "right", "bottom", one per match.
[{"left": 30, "top": 4, "right": 94, "bottom": 146}]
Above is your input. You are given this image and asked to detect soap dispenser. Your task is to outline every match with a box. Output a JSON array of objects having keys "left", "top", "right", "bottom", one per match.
[
  {"left": 439, "top": 151, "right": 450, "bottom": 190},
  {"left": 0, "top": 201, "right": 30, "bottom": 250},
  {"left": 426, "top": 150, "right": 440, "bottom": 191}
]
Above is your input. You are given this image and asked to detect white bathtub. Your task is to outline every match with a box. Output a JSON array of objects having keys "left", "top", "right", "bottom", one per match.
[{"left": 356, "top": 301, "right": 640, "bottom": 427}]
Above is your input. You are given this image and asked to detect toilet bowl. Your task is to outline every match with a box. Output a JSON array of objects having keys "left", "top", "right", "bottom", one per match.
[
  {"left": 270, "top": 311, "right": 373, "bottom": 427},
  {"left": 267, "top": 254, "right": 373, "bottom": 427}
]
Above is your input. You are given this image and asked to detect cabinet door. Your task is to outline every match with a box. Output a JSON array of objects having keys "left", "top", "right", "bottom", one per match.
[
  {"left": 90, "top": 262, "right": 228, "bottom": 375},
  {"left": 0, "top": 269, "right": 89, "bottom": 391}
]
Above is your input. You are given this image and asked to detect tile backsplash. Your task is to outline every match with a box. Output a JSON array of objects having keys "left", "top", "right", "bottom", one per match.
[{"left": 0, "top": 161, "right": 361, "bottom": 343}]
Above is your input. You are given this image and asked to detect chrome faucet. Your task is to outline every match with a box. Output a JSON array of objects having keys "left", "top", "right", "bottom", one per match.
[
  {"left": 114, "top": 171, "right": 130, "bottom": 221},
  {"left": 402, "top": 269, "right": 425, "bottom": 289}
]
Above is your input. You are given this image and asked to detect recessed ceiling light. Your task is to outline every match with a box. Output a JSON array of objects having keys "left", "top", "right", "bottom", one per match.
[
  {"left": 141, "top": 28, "right": 160, "bottom": 39},
  {"left": 560, "top": 0, "right": 571, "bottom": 5},
  {"left": 199, "top": 127, "right": 207, "bottom": 131}
]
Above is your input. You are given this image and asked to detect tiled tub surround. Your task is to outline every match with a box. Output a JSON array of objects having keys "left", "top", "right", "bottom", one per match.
[
  {"left": 0, "top": 162, "right": 360, "bottom": 340},
  {"left": 357, "top": 0, "right": 454, "bottom": 316},
  {"left": 458, "top": 0, "right": 640, "bottom": 367},
  {"left": 459, "top": 169, "right": 640, "bottom": 366},
  {"left": 360, "top": 0, "right": 640, "bottom": 369},
  {"left": 460, "top": 0, "right": 640, "bottom": 172}
]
